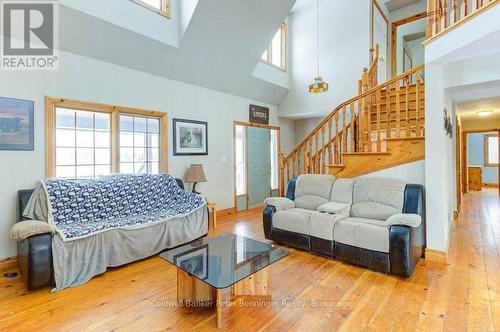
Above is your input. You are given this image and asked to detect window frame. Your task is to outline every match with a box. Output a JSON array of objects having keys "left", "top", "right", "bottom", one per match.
[
  {"left": 260, "top": 23, "right": 287, "bottom": 72},
  {"left": 45, "top": 97, "right": 168, "bottom": 178},
  {"left": 484, "top": 134, "right": 499, "bottom": 167},
  {"left": 130, "top": 0, "right": 170, "bottom": 18}
]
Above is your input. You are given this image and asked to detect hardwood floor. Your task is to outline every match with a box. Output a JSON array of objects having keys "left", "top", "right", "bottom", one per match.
[{"left": 1, "top": 189, "right": 499, "bottom": 331}]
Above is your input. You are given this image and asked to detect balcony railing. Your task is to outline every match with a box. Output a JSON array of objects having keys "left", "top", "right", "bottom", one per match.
[{"left": 425, "top": 0, "right": 500, "bottom": 43}]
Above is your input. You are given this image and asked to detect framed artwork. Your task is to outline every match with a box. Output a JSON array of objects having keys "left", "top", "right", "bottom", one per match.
[
  {"left": 173, "top": 118, "right": 208, "bottom": 155},
  {"left": 0, "top": 97, "right": 34, "bottom": 151},
  {"left": 249, "top": 104, "right": 269, "bottom": 125},
  {"left": 173, "top": 244, "right": 209, "bottom": 280}
]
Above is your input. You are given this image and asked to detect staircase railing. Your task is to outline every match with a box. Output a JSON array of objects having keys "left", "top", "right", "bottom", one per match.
[
  {"left": 279, "top": 64, "right": 425, "bottom": 193},
  {"left": 425, "top": 0, "right": 500, "bottom": 42}
]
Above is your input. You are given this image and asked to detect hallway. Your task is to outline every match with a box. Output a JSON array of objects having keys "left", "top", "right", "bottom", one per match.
[{"left": 446, "top": 188, "right": 500, "bottom": 331}]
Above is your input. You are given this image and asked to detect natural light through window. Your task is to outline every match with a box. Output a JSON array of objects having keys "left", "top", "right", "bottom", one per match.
[
  {"left": 485, "top": 134, "right": 499, "bottom": 167},
  {"left": 55, "top": 108, "right": 111, "bottom": 179},
  {"left": 270, "top": 129, "right": 278, "bottom": 190},
  {"left": 261, "top": 23, "right": 287, "bottom": 71},
  {"left": 120, "top": 115, "right": 160, "bottom": 175},
  {"left": 235, "top": 125, "right": 246, "bottom": 195},
  {"left": 131, "top": 0, "right": 170, "bottom": 17}
]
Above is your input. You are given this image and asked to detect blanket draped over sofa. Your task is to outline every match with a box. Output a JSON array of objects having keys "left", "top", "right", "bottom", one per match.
[{"left": 24, "top": 174, "right": 208, "bottom": 291}]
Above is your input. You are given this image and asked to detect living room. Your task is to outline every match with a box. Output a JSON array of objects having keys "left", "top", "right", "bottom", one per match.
[{"left": 1, "top": 0, "right": 500, "bottom": 330}]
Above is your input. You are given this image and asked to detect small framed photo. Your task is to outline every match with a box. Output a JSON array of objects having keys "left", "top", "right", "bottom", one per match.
[
  {"left": 0, "top": 97, "right": 34, "bottom": 151},
  {"left": 173, "top": 118, "right": 208, "bottom": 155},
  {"left": 173, "top": 244, "right": 209, "bottom": 280}
]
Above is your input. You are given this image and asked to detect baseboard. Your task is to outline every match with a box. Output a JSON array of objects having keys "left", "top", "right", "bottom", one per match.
[
  {"left": 217, "top": 207, "right": 236, "bottom": 217},
  {"left": 0, "top": 256, "right": 18, "bottom": 273},
  {"left": 424, "top": 248, "right": 447, "bottom": 264},
  {"left": 425, "top": 218, "right": 455, "bottom": 264},
  {"left": 483, "top": 183, "right": 499, "bottom": 188}
]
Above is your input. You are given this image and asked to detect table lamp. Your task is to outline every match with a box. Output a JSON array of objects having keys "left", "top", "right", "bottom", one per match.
[{"left": 185, "top": 164, "right": 207, "bottom": 194}]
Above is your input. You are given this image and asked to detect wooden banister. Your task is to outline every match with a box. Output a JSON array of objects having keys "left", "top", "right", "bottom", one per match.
[
  {"left": 279, "top": 64, "right": 425, "bottom": 192},
  {"left": 425, "top": 0, "right": 499, "bottom": 44}
]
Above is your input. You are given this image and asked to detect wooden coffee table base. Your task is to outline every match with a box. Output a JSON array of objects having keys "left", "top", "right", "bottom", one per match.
[{"left": 177, "top": 267, "right": 271, "bottom": 328}]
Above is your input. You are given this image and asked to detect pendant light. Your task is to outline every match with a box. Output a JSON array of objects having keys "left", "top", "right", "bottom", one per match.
[{"left": 309, "top": 0, "right": 329, "bottom": 93}]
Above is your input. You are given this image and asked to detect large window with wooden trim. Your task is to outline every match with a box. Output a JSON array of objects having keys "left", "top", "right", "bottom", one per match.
[
  {"left": 130, "top": 0, "right": 170, "bottom": 18},
  {"left": 45, "top": 97, "right": 168, "bottom": 179},
  {"left": 261, "top": 23, "right": 287, "bottom": 71},
  {"left": 484, "top": 134, "right": 499, "bottom": 167}
]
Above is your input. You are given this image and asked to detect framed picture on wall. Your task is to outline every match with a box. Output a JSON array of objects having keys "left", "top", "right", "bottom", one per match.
[
  {"left": 0, "top": 97, "right": 34, "bottom": 151},
  {"left": 173, "top": 118, "right": 208, "bottom": 155}
]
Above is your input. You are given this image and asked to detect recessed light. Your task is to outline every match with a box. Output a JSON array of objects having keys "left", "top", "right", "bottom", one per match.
[{"left": 477, "top": 110, "right": 493, "bottom": 116}]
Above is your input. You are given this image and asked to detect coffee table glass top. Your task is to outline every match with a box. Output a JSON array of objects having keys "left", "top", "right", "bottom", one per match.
[{"left": 160, "top": 232, "right": 289, "bottom": 289}]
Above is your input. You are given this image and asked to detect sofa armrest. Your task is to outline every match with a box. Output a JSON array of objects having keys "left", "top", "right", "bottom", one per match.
[
  {"left": 389, "top": 224, "right": 423, "bottom": 277},
  {"left": 317, "top": 202, "right": 350, "bottom": 217},
  {"left": 263, "top": 205, "right": 276, "bottom": 240},
  {"left": 10, "top": 220, "right": 54, "bottom": 241},
  {"left": 264, "top": 197, "right": 295, "bottom": 211},
  {"left": 17, "top": 233, "right": 54, "bottom": 291},
  {"left": 385, "top": 213, "right": 421, "bottom": 228}
]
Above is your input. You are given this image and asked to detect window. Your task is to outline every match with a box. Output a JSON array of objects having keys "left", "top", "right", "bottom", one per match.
[
  {"left": 235, "top": 125, "right": 246, "bottom": 196},
  {"left": 270, "top": 129, "right": 279, "bottom": 190},
  {"left": 261, "top": 23, "right": 287, "bottom": 71},
  {"left": 54, "top": 108, "right": 111, "bottom": 179},
  {"left": 131, "top": 0, "right": 170, "bottom": 18},
  {"left": 46, "top": 97, "right": 168, "bottom": 179},
  {"left": 484, "top": 134, "right": 499, "bottom": 167},
  {"left": 119, "top": 115, "right": 160, "bottom": 175}
]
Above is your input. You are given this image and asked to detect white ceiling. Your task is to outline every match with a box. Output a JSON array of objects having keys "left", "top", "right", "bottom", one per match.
[
  {"left": 457, "top": 96, "right": 500, "bottom": 120},
  {"left": 54, "top": 0, "right": 296, "bottom": 105},
  {"left": 383, "top": 0, "right": 423, "bottom": 11}
]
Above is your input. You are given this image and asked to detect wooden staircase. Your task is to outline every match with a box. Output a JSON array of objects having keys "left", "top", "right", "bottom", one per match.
[{"left": 279, "top": 47, "right": 425, "bottom": 193}]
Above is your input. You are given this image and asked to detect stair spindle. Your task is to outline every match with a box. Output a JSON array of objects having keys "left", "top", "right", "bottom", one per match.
[
  {"left": 416, "top": 75, "right": 422, "bottom": 136},
  {"left": 376, "top": 89, "right": 381, "bottom": 152},
  {"left": 321, "top": 124, "right": 326, "bottom": 173},
  {"left": 350, "top": 102, "right": 355, "bottom": 153},
  {"left": 396, "top": 82, "right": 401, "bottom": 137}
]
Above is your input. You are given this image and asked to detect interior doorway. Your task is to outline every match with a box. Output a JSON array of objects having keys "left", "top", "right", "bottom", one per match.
[
  {"left": 391, "top": 12, "right": 427, "bottom": 78},
  {"left": 459, "top": 129, "right": 500, "bottom": 197},
  {"left": 233, "top": 121, "right": 280, "bottom": 211}
]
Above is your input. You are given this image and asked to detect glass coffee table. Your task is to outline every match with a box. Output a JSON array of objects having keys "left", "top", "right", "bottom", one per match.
[{"left": 160, "top": 232, "right": 288, "bottom": 328}]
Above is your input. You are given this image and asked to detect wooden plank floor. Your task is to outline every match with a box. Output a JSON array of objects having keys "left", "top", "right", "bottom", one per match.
[{"left": 1, "top": 189, "right": 499, "bottom": 331}]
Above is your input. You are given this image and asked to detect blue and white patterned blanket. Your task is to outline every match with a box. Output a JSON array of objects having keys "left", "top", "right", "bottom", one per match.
[{"left": 43, "top": 174, "right": 205, "bottom": 241}]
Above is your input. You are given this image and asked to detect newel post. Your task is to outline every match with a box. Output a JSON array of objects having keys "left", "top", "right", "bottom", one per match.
[{"left": 426, "top": 0, "right": 436, "bottom": 38}]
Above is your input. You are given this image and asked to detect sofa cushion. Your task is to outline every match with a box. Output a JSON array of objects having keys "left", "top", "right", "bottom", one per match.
[
  {"left": 310, "top": 212, "right": 344, "bottom": 241},
  {"left": 273, "top": 208, "right": 313, "bottom": 235},
  {"left": 351, "top": 177, "right": 406, "bottom": 220},
  {"left": 294, "top": 174, "right": 335, "bottom": 210},
  {"left": 333, "top": 218, "right": 390, "bottom": 253},
  {"left": 330, "top": 178, "right": 355, "bottom": 205},
  {"left": 264, "top": 197, "right": 295, "bottom": 211},
  {"left": 10, "top": 220, "right": 54, "bottom": 241}
]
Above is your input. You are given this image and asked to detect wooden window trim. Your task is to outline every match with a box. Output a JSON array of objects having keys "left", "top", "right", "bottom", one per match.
[
  {"left": 130, "top": 0, "right": 170, "bottom": 19},
  {"left": 45, "top": 96, "right": 168, "bottom": 178},
  {"left": 484, "top": 134, "right": 499, "bottom": 167},
  {"left": 260, "top": 23, "right": 287, "bottom": 72}
]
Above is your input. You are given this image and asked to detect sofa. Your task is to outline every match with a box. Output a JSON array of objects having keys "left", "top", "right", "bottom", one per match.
[
  {"left": 263, "top": 175, "right": 425, "bottom": 276},
  {"left": 13, "top": 176, "right": 208, "bottom": 291}
]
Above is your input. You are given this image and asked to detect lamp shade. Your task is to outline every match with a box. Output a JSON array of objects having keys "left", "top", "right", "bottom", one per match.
[{"left": 185, "top": 164, "right": 207, "bottom": 183}]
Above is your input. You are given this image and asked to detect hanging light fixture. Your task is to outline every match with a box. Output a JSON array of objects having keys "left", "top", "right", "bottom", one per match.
[{"left": 309, "top": 0, "right": 328, "bottom": 93}]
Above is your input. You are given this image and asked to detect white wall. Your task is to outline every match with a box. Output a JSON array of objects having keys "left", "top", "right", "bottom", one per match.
[
  {"left": 362, "top": 160, "right": 425, "bottom": 184},
  {"left": 61, "top": 0, "right": 180, "bottom": 47},
  {"left": 424, "top": 64, "right": 454, "bottom": 252},
  {"left": 0, "top": 51, "right": 294, "bottom": 260},
  {"left": 279, "top": 0, "right": 371, "bottom": 119}
]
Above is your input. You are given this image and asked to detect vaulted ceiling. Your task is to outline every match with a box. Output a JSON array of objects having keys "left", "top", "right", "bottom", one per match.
[{"left": 57, "top": 0, "right": 296, "bottom": 104}]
